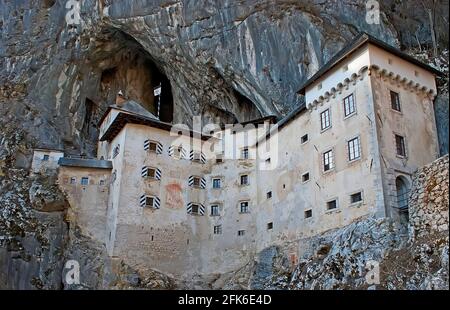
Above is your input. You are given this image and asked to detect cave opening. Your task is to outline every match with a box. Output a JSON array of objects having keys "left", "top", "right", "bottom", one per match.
[{"left": 96, "top": 30, "right": 174, "bottom": 123}]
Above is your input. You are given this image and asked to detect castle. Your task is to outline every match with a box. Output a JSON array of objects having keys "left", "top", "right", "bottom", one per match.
[{"left": 31, "top": 33, "right": 442, "bottom": 279}]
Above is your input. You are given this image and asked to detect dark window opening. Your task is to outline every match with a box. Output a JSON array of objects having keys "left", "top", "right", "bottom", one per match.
[
  {"left": 350, "top": 192, "right": 363, "bottom": 204},
  {"left": 327, "top": 200, "right": 338, "bottom": 210},
  {"left": 42, "top": 155, "right": 50, "bottom": 161},
  {"left": 301, "top": 134, "right": 309, "bottom": 144},
  {"left": 305, "top": 209, "right": 312, "bottom": 218},
  {"left": 302, "top": 172, "right": 310, "bottom": 183},
  {"left": 267, "top": 191, "right": 272, "bottom": 199},
  {"left": 267, "top": 222, "right": 273, "bottom": 230},
  {"left": 390, "top": 91, "right": 401, "bottom": 111},
  {"left": 395, "top": 135, "right": 406, "bottom": 157}
]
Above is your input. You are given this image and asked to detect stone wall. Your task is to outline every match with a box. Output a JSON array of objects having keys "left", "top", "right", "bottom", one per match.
[{"left": 409, "top": 155, "right": 449, "bottom": 239}]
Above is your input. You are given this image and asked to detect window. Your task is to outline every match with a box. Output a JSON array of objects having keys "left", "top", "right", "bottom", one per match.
[
  {"left": 173, "top": 146, "right": 184, "bottom": 158},
  {"left": 350, "top": 192, "right": 363, "bottom": 204},
  {"left": 390, "top": 91, "right": 401, "bottom": 112},
  {"left": 327, "top": 199, "right": 338, "bottom": 210},
  {"left": 241, "top": 148, "right": 249, "bottom": 159},
  {"left": 147, "top": 168, "right": 156, "bottom": 179},
  {"left": 145, "top": 197, "right": 155, "bottom": 208},
  {"left": 210, "top": 205, "right": 220, "bottom": 216},
  {"left": 70, "top": 177, "right": 76, "bottom": 184},
  {"left": 216, "top": 155, "right": 224, "bottom": 164},
  {"left": 304, "top": 209, "right": 312, "bottom": 218},
  {"left": 214, "top": 225, "right": 222, "bottom": 235},
  {"left": 265, "top": 158, "right": 271, "bottom": 164},
  {"left": 323, "top": 150, "right": 334, "bottom": 172},
  {"left": 301, "top": 134, "right": 309, "bottom": 144},
  {"left": 113, "top": 144, "right": 120, "bottom": 158},
  {"left": 240, "top": 201, "right": 249, "bottom": 213},
  {"left": 302, "top": 172, "right": 310, "bottom": 183},
  {"left": 81, "top": 177, "right": 89, "bottom": 185},
  {"left": 395, "top": 135, "right": 406, "bottom": 157},
  {"left": 240, "top": 174, "right": 249, "bottom": 186},
  {"left": 148, "top": 141, "right": 158, "bottom": 152},
  {"left": 320, "top": 109, "right": 331, "bottom": 130},
  {"left": 42, "top": 154, "right": 50, "bottom": 161},
  {"left": 191, "top": 204, "right": 200, "bottom": 215},
  {"left": 267, "top": 222, "right": 273, "bottom": 230},
  {"left": 212, "top": 178, "right": 221, "bottom": 189},
  {"left": 238, "top": 230, "right": 245, "bottom": 236},
  {"left": 99, "top": 180, "right": 105, "bottom": 186},
  {"left": 192, "top": 152, "right": 202, "bottom": 162},
  {"left": 343, "top": 94, "right": 356, "bottom": 117},
  {"left": 193, "top": 177, "right": 201, "bottom": 187},
  {"left": 267, "top": 191, "right": 272, "bottom": 199},
  {"left": 348, "top": 137, "right": 361, "bottom": 161}
]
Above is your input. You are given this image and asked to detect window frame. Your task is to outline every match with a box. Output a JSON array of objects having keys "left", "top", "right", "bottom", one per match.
[
  {"left": 322, "top": 149, "right": 335, "bottom": 172},
  {"left": 212, "top": 178, "right": 222, "bottom": 189},
  {"left": 347, "top": 136, "right": 361, "bottom": 162},
  {"left": 390, "top": 90, "right": 402, "bottom": 112},
  {"left": 349, "top": 190, "right": 364, "bottom": 205},
  {"left": 80, "top": 177, "right": 89, "bottom": 186},
  {"left": 210, "top": 204, "right": 221, "bottom": 216},
  {"left": 320, "top": 108, "right": 332, "bottom": 132},
  {"left": 42, "top": 154, "right": 50, "bottom": 161},
  {"left": 239, "top": 201, "right": 250, "bottom": 214},
  {"left": 213, "top": 225, "right": 222, "bottom": 235},
  {"left": 237, "top": 230, "right": 245, "bottom": 236},
  {"left": 241, "top": 147, "right": 250, "bottom": 160},
  {"left": 343, "top": 93, "right": 356, "bottom": 118},
  {"left": 326, "top": 198, "right": 339, "bottom": 212},
  {"left": 394, "top": 134, "right": 407, "bottom": 158},
  {"left": 240, "top": 174, "right": 249, "bottom": 186}
]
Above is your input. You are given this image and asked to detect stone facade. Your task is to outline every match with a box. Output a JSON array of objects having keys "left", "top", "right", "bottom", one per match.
[{"left": 409, "top": 155, "right": 449, "bottom": 239}]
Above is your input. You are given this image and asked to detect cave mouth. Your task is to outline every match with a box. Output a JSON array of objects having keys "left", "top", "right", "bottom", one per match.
[{"left": 96, "top": 30, "right": 174, "bottom": 123}]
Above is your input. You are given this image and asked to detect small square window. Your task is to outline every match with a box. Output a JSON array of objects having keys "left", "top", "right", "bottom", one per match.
[
  {"left": 240, "top": 201, "right": 249, "bottom": 213},
  {"left": 301, "top": 134, "right": 309, "bottom": 144},
  {"left": 327, "top": 199, "right": 338, "bottom": 210},
  {"left": 70, "top": 177, "right": 76, "bottom": 185},
  {"left": 42, "top": 154, "right": 50, "bottom": 161},
  {"left": 81, "top": 177, "right": 89, "bottom": 185},
  {"left": 302, "top": 172, "right": 310, "bottom": 183},
  {"left": 304, "top": 209, "right": 312, "bottom": 218},
  {"left": 211, "top": 205, "right": 220, "bottom": 216},
  {"left": 191, "top": 204, "right": 200, "bottom": 215},
  {"left": 214, "top": 225, "right": 222, "bottom": 235},
  {"left": 147, "top": 168, "right": 156, "bottom": 179},
  {"left": 267, "top": 222, "right": 273, "bottom": 230},
  {"left": 212, "top": 178, "right": 221, "bottom": 189},
  {"left": 267, "top": 191, "right": 272, "bottom": 199},
  {"left": 145, "top": 197, "right": 155, "bottom": 207},
  {"left": 192, "top": 177, "right": 201, "bottom": 187},
  {"left": 240, "top": 175, "right": 249, "bottom": 186},
  {"left": 99, "top": 180, "right": 105, "bottom": 186},
  {"left": 238, "top": 230, "right": 245, "bottom": 236},
  {"left": 350, "top": 192, "right": 363, "bottom": 204},
  {"left": 216, "top": 156, "right": 224, "bottom": 163}
]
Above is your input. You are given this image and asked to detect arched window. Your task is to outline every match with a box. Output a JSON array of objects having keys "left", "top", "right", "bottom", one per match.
[{"left": 396, "top": 176, "right": 410, "bottom": 211}]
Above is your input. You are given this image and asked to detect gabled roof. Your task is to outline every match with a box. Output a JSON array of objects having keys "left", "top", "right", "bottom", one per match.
[
  {"left": 98, "top": 99, "right": 158, "bottom": 126},
  {"left": 297, "top": 32, "right": 443, "bottom": 95}
]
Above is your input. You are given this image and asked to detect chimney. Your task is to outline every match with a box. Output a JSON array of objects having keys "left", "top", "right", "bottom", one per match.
[{"left": 116, "top": 90, "right": 126, "bottom": 106}]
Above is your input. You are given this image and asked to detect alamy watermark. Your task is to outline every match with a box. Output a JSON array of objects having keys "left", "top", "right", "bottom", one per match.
[
  {"left": 366, "top": 0, "right": 380, "bottom": 25},
  {"left": 64, "top": 260, "right": 80, "bottom": 285}
]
